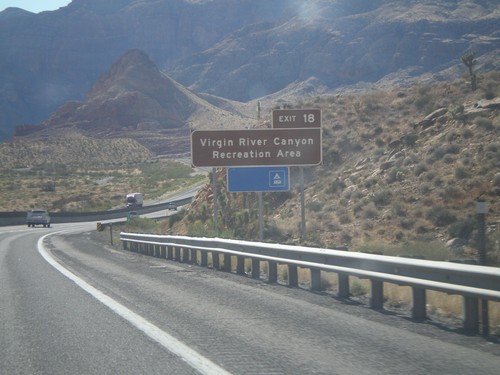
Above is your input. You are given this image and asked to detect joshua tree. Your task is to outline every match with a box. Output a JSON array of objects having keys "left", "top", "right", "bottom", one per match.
[{"left": 461, "top": 51, "right": 477, "bottom": 91}]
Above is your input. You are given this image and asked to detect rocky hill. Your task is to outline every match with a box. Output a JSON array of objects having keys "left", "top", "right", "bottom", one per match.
[
  {"left": 12, "top": 49, "right": 254, "bottom": 156},
  {"left": 1, "top": 0, "right": 499, "bottom": 139},
  {"left": 179, "top": 71, "right": 499, "bottom": 258}
]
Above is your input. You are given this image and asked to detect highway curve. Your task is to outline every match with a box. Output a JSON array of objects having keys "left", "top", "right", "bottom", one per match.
[{"left": 1, "top": 223, "right": 499, "bottom": 374}]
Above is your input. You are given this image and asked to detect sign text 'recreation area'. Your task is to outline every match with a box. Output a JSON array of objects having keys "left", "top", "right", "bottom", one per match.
[{"left": 191, "top": 128, "right": 322, "bottom": 167}]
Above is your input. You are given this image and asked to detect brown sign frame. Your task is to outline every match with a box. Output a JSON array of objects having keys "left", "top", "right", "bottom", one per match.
[{"left": 191, "top": 128, "right": 322, "bottom": 167}]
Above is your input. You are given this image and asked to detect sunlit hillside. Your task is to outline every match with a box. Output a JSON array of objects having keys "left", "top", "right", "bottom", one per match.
[{"left": 175, "top": 71, "right": 500, "bottom": 262}]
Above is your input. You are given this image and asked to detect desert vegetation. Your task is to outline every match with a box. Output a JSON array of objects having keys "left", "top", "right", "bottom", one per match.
[
  {"left": 172, "top": 71, "right": 499, "bottom": 267},
  {"left": 0, "top": 158, "right": 203, "bottom": 212}
]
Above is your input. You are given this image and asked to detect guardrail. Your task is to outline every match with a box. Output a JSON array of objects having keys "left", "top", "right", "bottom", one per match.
[{"left": 119, "top": 233, "right": 500, "bottom": 335}]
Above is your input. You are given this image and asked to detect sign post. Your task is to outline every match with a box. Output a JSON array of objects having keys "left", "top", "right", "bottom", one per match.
[
  {"left": 272, "top": 108, "right": 322, "bottom": 239},
  {"left": 191, "top": 108, "right": 322, "bottom": 241}
]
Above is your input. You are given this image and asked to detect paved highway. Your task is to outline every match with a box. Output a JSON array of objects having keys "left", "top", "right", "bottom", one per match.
[{"left": 1, "top": 223, "right": 499, "bottom": 374}]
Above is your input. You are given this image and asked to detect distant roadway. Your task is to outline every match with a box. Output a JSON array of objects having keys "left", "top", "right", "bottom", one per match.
[{"left": 1, "top": 222, "right": 499, "bottom": 374}]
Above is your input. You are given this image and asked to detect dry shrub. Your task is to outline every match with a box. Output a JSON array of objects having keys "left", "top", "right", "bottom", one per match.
[
  {"left": 426, "top": 291, "right": 463, "bottom": 322},
  {"left": 384, "top": 284, "right": 412, "bottom": 308}
]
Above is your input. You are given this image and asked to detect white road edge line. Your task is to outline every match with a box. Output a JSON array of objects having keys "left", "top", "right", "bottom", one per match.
[{"left": 38, "top": 232, "right": 232, "bottom": 375}]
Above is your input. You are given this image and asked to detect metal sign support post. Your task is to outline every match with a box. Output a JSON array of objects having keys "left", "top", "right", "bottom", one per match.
[
  {"left": 300, "top": 167, "right": 306, "bottom": 238},
  {"left": 476, "top": 200, "right": 489, "bottom": 337},
  {"left": 109, "top": 223, "right": 113, "bottom": 246},
  {"left": 258, "top": 192, "right": 263, "bottom": 241},
  {"left": 212, "top": 168, "right": 218, "bottom": 233}
]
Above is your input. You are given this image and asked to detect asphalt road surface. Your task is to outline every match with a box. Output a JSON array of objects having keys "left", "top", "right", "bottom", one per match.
[{"left": 1, "top": 223, "right": 499, "bottom": 374}]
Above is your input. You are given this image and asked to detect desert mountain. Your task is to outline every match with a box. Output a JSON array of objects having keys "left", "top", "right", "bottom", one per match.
[
  {"left": 1, "top": 0, "right": 499, "bottom": 139},
  {"left": 13, "top": 49, "right": 254, "bottom": 155}
]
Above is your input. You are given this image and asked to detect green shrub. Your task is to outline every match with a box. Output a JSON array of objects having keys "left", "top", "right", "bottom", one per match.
[
  {"left": 485, "top": 91, "right": 495, "bottom": 100},
  {"left": 426, "top": 146, "right": 446, "bottom": 164},
  {"left": 414, "top": 163, "right": 428, "bottom": 177},
  {"left": 404, "top": 133, "right": 418, "bottom": 147},
  {"left": 448, "top": 217, "right": 475, "bottom": 240},
  {"left": 125, "top": 217, "right": 159, "bottom": 234},
  {"left": 326, "top": 178, "right": 346, "bottom": 194},
  {"left": 307, "top": 201, "right": 323, "bottom": 212},
  {"left": 350, "top": 280, "right": 368, "bottom": 296},
  {"left": 426, "top": 206, "right": 457, "bottom": 226},
  {"left": 264, "top": 223, "right": 285, "bottom": 242},
  {"left": 168, "top": 211, "right": 185, "bottom": 228},
  {"left": 474, "top": 116, "right": 493, "bottom": 130},
  {"left": 414, "top": 93, "right": 431, "bottom": 110},
  {"left": 372, "top": 190, "right": 392, "bottom": 206},
  {"left": 440, "top": 185, "right": 462, "bottom": 201},
  {"left": 442, "top": 154, "right": 455, "bottom": 164},
  {"left": 363, "top": 204, "right": 379, "bottom": 219},
  {"left": 399, "top": 218, "right": 415, "bottom": 229},
  {"left": 455, "top": 166, "right": 469, "bottom": 179},
  {"left": 387, "top": 167, "right": 407, "bottom": 184}
]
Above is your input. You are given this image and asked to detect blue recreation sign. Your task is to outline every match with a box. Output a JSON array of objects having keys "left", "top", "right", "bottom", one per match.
[{"left": 227, "top": 167, "right": 289, "bottom": 192}]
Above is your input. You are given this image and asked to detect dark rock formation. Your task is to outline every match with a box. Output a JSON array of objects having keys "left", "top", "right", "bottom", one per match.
[{"left": 1, "top": 0, "right": 499, "bottom": 139}]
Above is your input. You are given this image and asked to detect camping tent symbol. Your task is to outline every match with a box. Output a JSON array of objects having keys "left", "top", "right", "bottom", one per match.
[{"left": 269, "top": 171, "right": 285, "bottom": 187}]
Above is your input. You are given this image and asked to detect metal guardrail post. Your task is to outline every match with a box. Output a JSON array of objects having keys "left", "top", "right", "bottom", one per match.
[
  {"left": 481, "top": 300, "right": 489, "bottom": 337},
  {"left": 180, "top": 248, "right": 187, "bottom": 263},
  {"left": 224, "top": 254, "right": 232, "bottom": 271},
  {"left": 191, "top": 248, "right": 198, "bottom": 264},
  {"left": 310, "top": 269, "right": 321, "bottom": 291},
  {"left": 213, "top": 252, "right": 220, "bottom": 269},
  {"left": 370, "top": 280, "right": 384, "bottom": 310},
  {"left": 167, "top": 245, "right": 173, "bottom": 260},
  {"left": 338, "top": 273, "right": 349, "bottom": 298},
  {"left": 412, "top": 287, "right": 426, "bottom": 321},
  {"left": 268, "top": 261, "right": 278, "bottom": 283},
  {"left": 174, "top": 246, "right": 181, "bottom": 261},
  {"left": 200, "top": 251, "right": 208, "bottom": 267},
  {"left": 463, "top": 296, "right": 479, "bottom": 333},
  {"left": 236, "top": 256, "right": 245, "bottom": 275},
  {"left": 251, "top": 259, "right": 260, "bottom": 279},
  {"left": 288, "top": 265, "right": 298, "bottom": 287}
]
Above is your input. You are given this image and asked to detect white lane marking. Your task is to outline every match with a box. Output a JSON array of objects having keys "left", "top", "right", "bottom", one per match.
[{"left": 38, "top": 232, "right": 232, "bottom": 375}]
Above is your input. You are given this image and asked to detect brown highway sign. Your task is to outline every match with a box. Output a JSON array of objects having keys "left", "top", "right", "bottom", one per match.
[
  {"left": 191, "top": 128, "right": 322, "bottom": 167},
  {"left": 272, "top": 108, "right": 321, "bottom": 128}
]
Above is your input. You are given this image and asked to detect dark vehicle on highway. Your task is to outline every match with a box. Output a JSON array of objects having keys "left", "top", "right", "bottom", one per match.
[
  {"left": 167, "top": 202, "right": 178, "bottom": 211},
  {"left": 26, "top": 210, "right": 51, "bottom": 227}
]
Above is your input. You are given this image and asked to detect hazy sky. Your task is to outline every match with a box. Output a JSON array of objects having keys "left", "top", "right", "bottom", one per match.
[{"left": 0, "top": 0, "right": 71, "bottom": 13}]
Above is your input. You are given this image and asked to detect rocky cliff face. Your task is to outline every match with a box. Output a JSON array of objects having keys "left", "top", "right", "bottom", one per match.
[
  {"left": 1, "top": 0, "right": 499, "bottom": 139},
  {"left": 13, "top": 49, "right": 253, "bottom": 155},
  {"left": 171, "top": 0, "right": 500, "bottom": 101}
]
